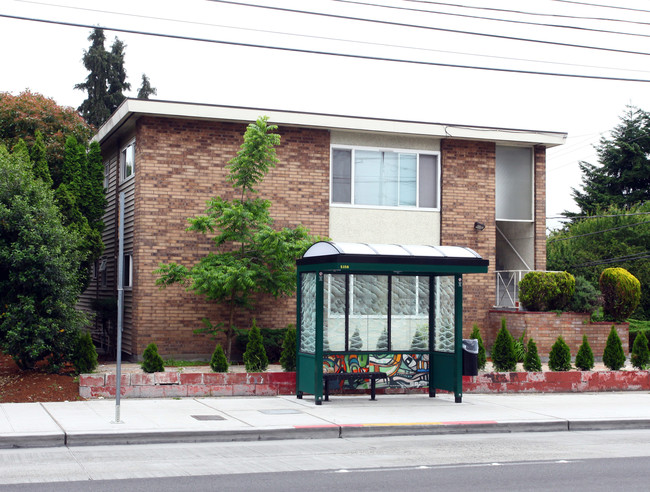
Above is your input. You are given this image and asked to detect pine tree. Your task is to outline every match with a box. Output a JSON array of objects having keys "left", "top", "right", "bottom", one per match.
[
  {"left": 575, "top": 334, "right": 595, "bottom": 371},
  {"left": 280, "top": 326, "right": 297, "bottom": 372},
  {"left": 81, "top": 141, "right": 107, "bottom": 229},
  {"left": 107, "top": 38, "right": 131, "bottom": 110},
  {"left": 603, "top": 325, "right": 626, "bottom": 370},
  {"left": 492, "top": 320, "right": 517, "bottom": 372},
  {"left": 30, "top": 130, "right": 53, "bottom": 188},
  {"left": 523, "top": 338, "right": 542, "bottom": 372},
  {"left": 75, "top": 28, "right": 112, "bottom": 128},
  {"left": 350, "top": 328, "right": 363, "bottom": 351},
  {"left": 631, "top": 331, "right": 650, "bottom": 370},
  {"left": 410, "top": 328, "right": 428, "bottom": 351},
  {"left": 71, "top": 330, "right": 99, "bottom": 374},
  {"left": 549, "top": 336, "right": 572, "bottom": 371},
  {"left": 376, "top": 328, "right": 388, "bottom": 351},
  {"left": 141, "top": 343, "right": 165, "bottom": 373},
  {"left": 243, "top": 320, "right": 269, "bottom": 372},
  {"left": 210, "top": 344, "right": 229, "bottom": 373},
  {"left": 469, "top": 324, "right": 487, "bottom": 370},
  {"left": 137, "top": 74, "right": 157, "bottom": 100}
]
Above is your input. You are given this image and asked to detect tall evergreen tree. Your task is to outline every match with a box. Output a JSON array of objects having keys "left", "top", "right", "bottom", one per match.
[
  {"left": 107, "top": 38, "right": 130, "bottom": 110},
  {"left": 30, "top": 130, "right": 53, "bottom": 188},
  {"left": 570, "top": 106, "right": 650, "bottom": 216},
  {"left": 75, "top": 28, "right": 112, "bottom": 128},
  {"left": 137, "top": 74, "right": 157, "bottom": 100}
]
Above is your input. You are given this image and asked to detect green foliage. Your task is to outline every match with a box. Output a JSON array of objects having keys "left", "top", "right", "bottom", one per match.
[
  {"left": 523, "top": 338, "right": 542, "bottom": 372},
  {"left": 0, "top": 146, "right": 87, "bottom": 370},
  {"left": 30, "top": 130, "right": 52, "bottom": 188},
  {"left": 518, "top": 271, "right": 575, "bottom": 311},
  {"left": 492, "top": 322, "right": 517, "bottom": 372},
  {"left": 155, "top": 117, "right": 317, "bottom": 359},
  {"left": 410, "top": 327, "right": 428, "bottom": 351},
  {"left": 141, "top": 343, "right": 165, "bottom": 373},
  {"left": 568, "top": 276, "right": 601, "bottom": 314},
  {"left": 599, "top": 267, "right": 641, "bottom": 321},
  {"left": 137, "top": 74, "right": 157, "bottom": 99},
  {"left": 243, "top": 320, "right": 269, "bottom": 372},
  {"left": 280, "top": 326, "right": 297, "bottom": 372},
  {"left": 107, "top": 38, "right": 131, "bottom": 110},
  {"left": 575, "top": 335, "right": 595, "bottom": 371},
  {"left": 513, "top": 329, "right": 527, "bottom": 363},
  {"left": 71, "top": 330, "right": 98, "bottom": 374},
  {"left": 631, "top": 330, "right": 650, "bottom": 370},
  {"left": 469, "top": 324, "right": 486, "bottom": 370},
  {"left": 210, "top": 344, "right": 229, "bottom": 373},
  {"left": 350, "top": 328, "right": 363, "bottom": 351},
  {"left": 548, "top": 336, "right": 572, "bottom": 371},
  {"left": 235, "top": 326, "right": 287, "bottom": 363},
  {"left": 603, "top": 326, "right": 626, "bottom": 370}
]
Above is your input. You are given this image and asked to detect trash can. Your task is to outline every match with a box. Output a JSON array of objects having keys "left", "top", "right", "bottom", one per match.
[{"left": 462, "top": 338, "right": 479, "bottom": 376}]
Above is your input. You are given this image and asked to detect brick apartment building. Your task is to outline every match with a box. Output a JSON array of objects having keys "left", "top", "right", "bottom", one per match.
[{"left": 82, "top": 99, "right": 566, "bottom": 359}]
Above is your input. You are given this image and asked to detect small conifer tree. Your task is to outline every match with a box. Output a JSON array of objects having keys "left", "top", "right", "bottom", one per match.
[
  {"left": 492, "top": 321, "right": 517, "bottom": 372},
  {"left": 243, "top": 320, "right": 269, "bottom": 372},
  {"left": 71, "top": 330, "right": 99, "bottom": 374},
  {"left": 141, "top": 343, "right": 165, "bottom": 373},
  {"left": 280, "top": 326, "right": 297, "bottom": 372},
  {"left": 631, "top": 331, "right": 650, "bottom": 370},
  {"left": 603, "top": 325, "right": 626, "bottom": 370},
  {"left": 575, "top": 334, "right": 595, "bottom": 371},
  {"left": 350, "top": 328, "right": 363, "bottom": 351},
  {"left": 548, "top": 336, "right": 572, "bottom": 371},
  {"left": 210, "top": 344, "right": 229, "bottom": 372},
  {"left": 376, "top": 328, "right": 388, "bottom": 351},
  {"left": 523, "top": 338, "right": 542, "bottom": 372},
  {"left": 469, "top": 324, "right": 487, "bottom": 370},
  {"left": 410, "top": 327, "right": 428, "bottom": 351}
]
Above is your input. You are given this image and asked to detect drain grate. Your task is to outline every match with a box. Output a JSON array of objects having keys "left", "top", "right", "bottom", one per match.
[
  {"left": 191, "top": 415, "right": 226, "bottom": 421},
  {"left": 259, "top": 409, "right": 303, "bottom": 415}
]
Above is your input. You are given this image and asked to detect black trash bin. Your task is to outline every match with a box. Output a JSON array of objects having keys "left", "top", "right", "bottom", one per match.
[{"left": 462, "top": 338, "right": 479, "bottom": 376}]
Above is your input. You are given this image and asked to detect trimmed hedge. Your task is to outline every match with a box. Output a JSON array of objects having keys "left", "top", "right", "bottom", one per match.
[
  {"left": 599, "top": 267, "right": 641, "bottom": 321},
  {"left": 519, "top": 271, "right": 575, "bottom": 311}
]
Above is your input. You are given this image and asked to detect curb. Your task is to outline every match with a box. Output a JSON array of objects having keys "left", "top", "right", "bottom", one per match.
[{"left": 0, "top": 432, "right": 65, "bottom": 449}]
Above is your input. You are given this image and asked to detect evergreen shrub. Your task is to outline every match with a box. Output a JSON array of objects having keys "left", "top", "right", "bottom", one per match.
[
  {"left": 518, "top": 271, "right": 575, "bottom": 311},
  {"left": 575, "top": 334, "right": 594, "bottom": 371},
  {"left": 350, "top": 328, "right": 363, "bottom": 351},
  {"left": 513, "top": 329, "right": 527, "bottom": 363},
  {"left": 469, "top": 324, "right": 486, "bottom": 370},
  {"left": 631, "top": 330, "right": 650, "bottom": 370},
  {"left": 280, "top": 326, "right": 297, "bottom": 372},
  {"left": 210, "top": 344, "right": 229, "bottom": 373},
  {"left": 141, "top": 343, "right": 165, "bottom": 373},
  {"left": 599, "top": 268, "right": 641, "bottom": 321},
  {"left": 523, "top": 338, "right": 542, "bottom": 372},
  {"left": 569, "top": 276, "right": 601, "bottom": 314},
  {"left": 376, "top": 328, "right": 388, "bottom": 351},
  {"left": 243, "top": 320, "right": 269, "bottom": 372},
  {"left": 603, "top": 325, "right": 626, "bottom": 370},
  {"left": 492, "top": 319, "right": 517, "bottom": 372},
  {"left": 235, "top": 326, "right": 287, "bottom": 363},
  {"left": 548, "top": 336, "right": 572, "bottom": 371},
  {"left": 71, "top": 330, "right": 98, "bottom": 374},
  {"left": 410, "top": 328, "right": 428, "bottom": 351}
]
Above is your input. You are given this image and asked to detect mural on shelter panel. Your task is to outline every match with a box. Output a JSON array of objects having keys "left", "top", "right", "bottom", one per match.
[{"left": 323, "top": 353, "right": 429, "bottom": 388}]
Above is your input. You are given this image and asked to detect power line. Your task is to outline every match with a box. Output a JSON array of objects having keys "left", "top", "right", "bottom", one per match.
[
  {"left": 572, "top": 252, "right": 650, "bottom": 268},
  {"left": 548, "top": 219, "right": 650, "bottom": 242},
  {"left": 547, "top": 211, "right": 650, "bottom": 219},
  {"left": 208, "top": 0, "right": 650, "bottom": 57},
  {"left": 4, "top": 13, "right": 650, "bottom": 83},
  {"left": 333, "top": 0, "right": 650, "bottom": 39},
  {"left": 551, "top": 0, "right": 650, "bottom": 14}
]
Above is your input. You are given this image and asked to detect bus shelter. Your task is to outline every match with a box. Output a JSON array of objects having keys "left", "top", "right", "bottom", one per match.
[{"left": 296, "top": 242, "right": 489, "bottom": 405}]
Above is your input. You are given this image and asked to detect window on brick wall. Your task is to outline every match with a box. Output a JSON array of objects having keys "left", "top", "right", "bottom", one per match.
[
  {"left": 121, "top": 139, "right": 135, "bottom": 181},
  {"left": 495, "top": 146, "right": 533, "bottom": 221},
  {"left": 123, "top": 253, "right": 132, "bottom": 289},
  {"left": 331, "top": 146, "right": 440, "bottom": 210}
]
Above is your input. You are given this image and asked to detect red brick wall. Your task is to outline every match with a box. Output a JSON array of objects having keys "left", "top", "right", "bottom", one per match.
[
  {"left": 441, "top": 139, "right": 496, "bottom": 335},
  {"left": 534, "top": 146, "right": 547, "bottom": 271},
  {"left": 487, "top": 310, "right": 629, "bottom": 358},
  {"left": 131, "top": 117, "right": 330, "bottom": 358}
]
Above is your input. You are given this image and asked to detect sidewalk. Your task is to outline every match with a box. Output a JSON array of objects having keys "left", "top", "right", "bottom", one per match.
[{"left": 2, "top": 391, "right": 650, "bottom": 449}]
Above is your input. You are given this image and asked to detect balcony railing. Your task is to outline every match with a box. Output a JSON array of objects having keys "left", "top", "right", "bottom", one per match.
[{"left": 495, "top": 270, "right": 562, "bottom": 308}]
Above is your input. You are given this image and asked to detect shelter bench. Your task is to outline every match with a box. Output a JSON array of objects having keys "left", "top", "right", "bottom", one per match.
[{"left": 322, "top": 372, "right": 388, "bottom": 402}]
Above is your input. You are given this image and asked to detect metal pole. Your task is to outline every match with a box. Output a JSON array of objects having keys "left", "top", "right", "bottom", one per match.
[{"left": 113, "top": 192, "right": 125, "bottom": 424}]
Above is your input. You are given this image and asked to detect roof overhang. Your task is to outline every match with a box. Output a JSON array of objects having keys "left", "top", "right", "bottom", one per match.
[{"left": 92, "top": 99, "right": 567, "bottom": 148}]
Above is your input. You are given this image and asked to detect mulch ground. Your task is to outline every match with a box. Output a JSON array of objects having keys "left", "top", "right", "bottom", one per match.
[{"left": 0, "top": 353, "right": 82, "bottom": 403}]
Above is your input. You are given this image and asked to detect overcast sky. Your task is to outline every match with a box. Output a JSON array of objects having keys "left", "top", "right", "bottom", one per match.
[{"left": 2, "top": 0, "right": 650, "bottom": 230}]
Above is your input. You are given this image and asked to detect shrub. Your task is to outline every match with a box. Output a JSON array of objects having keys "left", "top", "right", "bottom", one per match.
[
  {"left": 410, "top": 328, "right": 428, "bottom": 351},
  {"left": 71, "top": 330, "right": 98, "bottom": 374},
  {"left": 235, "top": 326, "right": 287, "bottom": 363},
  {"left": 210, "top": 344, "right": 229, "bottom": 372},
  {"left": 518, "top": 271, "right": 575, "bottom": 311},
  {"left": 603, "top": 325, "right": 626, "bottom": 370},
  {"left": 523, "top": 338, "right": 542, "bottom": 372},
  {"left": 280, "top": 326, "right": 296, "bottom": 372},
  {"left": 569, "top": 276, "right": 600, "bottom": 314},
  {"left": 513, "top": 329, "right": 527, "bottom": 363},
  {"left": 631, "top": 330, "right": 649, "bottom": 370},
  {"left": 243, "top": 320, "right": 269, "bottom": 372},
  {"left": 575, "top": 335, "right": 594, "bottom": 371},
  {"left": 469, "top": 324, "right": 486, "bottom": 370},
  {"left": 141, "top": 343, "right": 165, "bottom": 373},
  {"left": 376, "top": 328, "right": 388, "bottom": 351},
  {"left": 492, "top": 320, "right": 517, "bottom": 372},
  {"left": 599, "top": 268, "right": 641, "bottom": 321},
  {"left": 548, "top": 336, "right": 572, "bottom": 371},
  {"left": 350, "top": 328, "right": 363, "bottom": 351}
]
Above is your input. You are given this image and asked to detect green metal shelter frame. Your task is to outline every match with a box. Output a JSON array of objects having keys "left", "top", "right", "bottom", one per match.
[{"left": 296, "top": 242, "right": 489, "bottom": 405}]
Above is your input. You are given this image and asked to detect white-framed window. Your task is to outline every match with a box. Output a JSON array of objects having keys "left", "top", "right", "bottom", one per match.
[
  {"left": 99, "top": 258, "right": 108, "bottom": 287},
  {"left": 495, "top": 146, "right": 534, "bottom": 221},
  {"left": 331, "top": 146, "right": 440, "bottom": 210},
  {"left": 103, "top": 160, "right": 110, "bottom": 190},
  {"left": 121, "top": 139, "right": 135, "bottom": 181},
  {"left": 123, "top": 253, "right": 133, "bottom": 288}
]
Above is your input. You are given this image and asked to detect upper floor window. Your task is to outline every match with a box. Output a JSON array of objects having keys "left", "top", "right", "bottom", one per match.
[
  {"left": 121, "top": 140, "right": 135, "bottom": 181},
  {"left": 331, "top": 147, "right": 439, "bottom": 209},
  {"left": 495, "top": 146, "right": 533, "bottom": 221}
]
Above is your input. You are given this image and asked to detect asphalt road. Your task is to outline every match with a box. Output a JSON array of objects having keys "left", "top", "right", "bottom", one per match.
[{"left": 2, "top": 430, "right": 650, "bottom": 489}]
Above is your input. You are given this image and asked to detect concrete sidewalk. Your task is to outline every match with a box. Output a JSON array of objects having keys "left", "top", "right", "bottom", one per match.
[{"left": 2, "top": 392, "right": 650, "bottom": 449}]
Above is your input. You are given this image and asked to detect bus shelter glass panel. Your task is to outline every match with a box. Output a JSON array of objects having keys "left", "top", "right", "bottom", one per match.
[
  {"left": 323, "top": 274, "right": 346, "bottom": 352},
  {"left": 391, "top": 276, "right": 430, "bottom": 351},
  {"left": 349, "top": 274, "right": 388, "bottom": 351},
  {"left": 434, "top": 276, "right": 455, "bottom": 353},
  {"left": 300, "top": 272, "right": 316, "bottom": 354}
]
